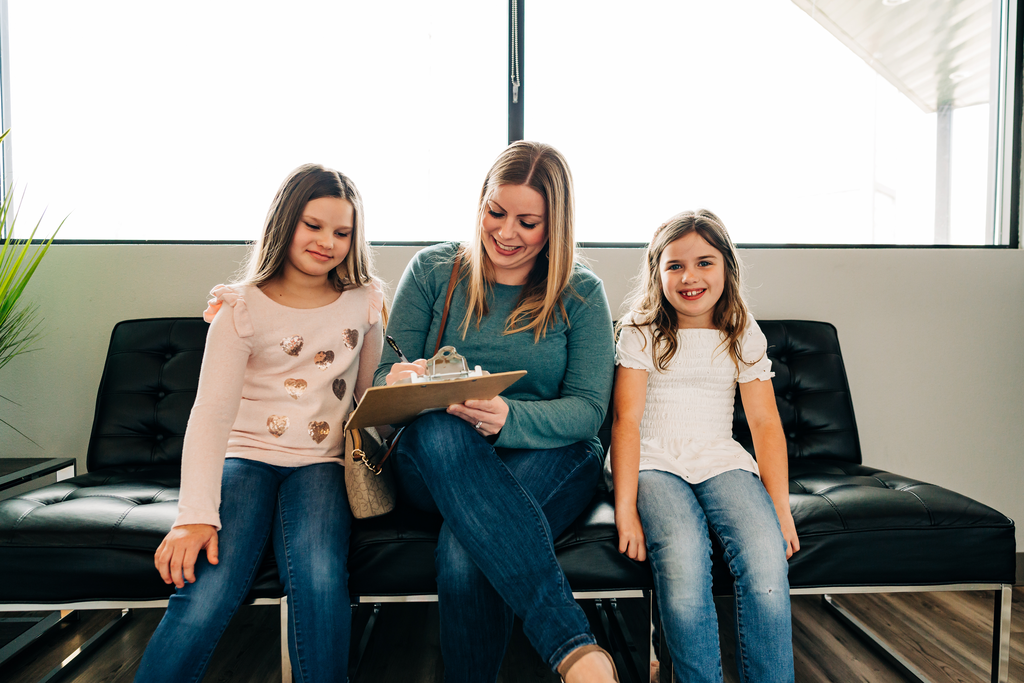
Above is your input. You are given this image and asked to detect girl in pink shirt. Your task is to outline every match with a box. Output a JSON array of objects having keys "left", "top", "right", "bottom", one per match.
[{"left": 135, "top": 164, "right": 384, "bottom": 683}]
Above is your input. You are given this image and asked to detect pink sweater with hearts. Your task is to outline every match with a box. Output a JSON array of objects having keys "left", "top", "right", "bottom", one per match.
[{"left": 174, "top": 281, "right": 384, "bottom": 529}]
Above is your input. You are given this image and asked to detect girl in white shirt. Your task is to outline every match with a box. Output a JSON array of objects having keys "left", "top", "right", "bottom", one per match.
[{"left": 610, "top": 209, "right": 799, "bottom": 683}]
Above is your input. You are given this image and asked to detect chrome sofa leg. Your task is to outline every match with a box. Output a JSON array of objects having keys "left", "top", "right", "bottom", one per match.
[
  {"left": 0, "top": 611, "right": 67, "bottom": 666},
  {"left": 349, "top": 602, "right": 381, "bottom": 678},
  {"left": 822, "top": 594, "right": 931, "bottom": 682},
  {"left": 36, "top": 608, "right": 131, "bottom": 683},
  {"left": 657, "top": 609, "right": 672, "bottom": 683},
  {"left": 991, "top": 584, "right": 1012, "bottom": 683},
  {"left": 280, "top": 596, "right": 292, "bottom": 683}
]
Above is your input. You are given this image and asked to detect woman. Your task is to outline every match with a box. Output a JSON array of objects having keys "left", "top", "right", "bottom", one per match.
[{"left": 374, "top": 141, "right": 618, "bottom": 682}]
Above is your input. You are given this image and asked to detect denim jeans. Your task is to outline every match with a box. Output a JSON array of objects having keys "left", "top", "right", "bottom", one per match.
[
  {"left": 637, "top": 468, "right": 794, "bottom": 683},
  {"left": 392, "top": 411, "right": 602, "bottom": 682},
  {"left": 135, "top": 458, "right": 352, "bottom": 683}
]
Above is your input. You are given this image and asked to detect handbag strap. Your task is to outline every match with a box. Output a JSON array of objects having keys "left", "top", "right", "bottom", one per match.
[
  {"left": 434, "top": 248, "right": 463, "bottom": 355},
  {"left": 364, "top": 425, "right": 404, "bottom": 473},
  {"left": 366, "top": 248, "right": 463, "bottom": 473}
]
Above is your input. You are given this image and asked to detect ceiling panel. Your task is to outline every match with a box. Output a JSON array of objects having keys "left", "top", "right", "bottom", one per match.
[{"left": 791, "top": 0, "right": 993, "bottom": 112}]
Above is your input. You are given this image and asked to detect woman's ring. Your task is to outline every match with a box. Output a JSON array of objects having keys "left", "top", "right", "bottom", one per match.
[{"left": 474, "top": 421, "right": 483, "bottom": 430}]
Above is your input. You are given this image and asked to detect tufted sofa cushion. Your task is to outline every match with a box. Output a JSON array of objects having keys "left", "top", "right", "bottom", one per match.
[
  {"left": 86, "top": 320, "right": 206, "bottom": 470},
  {"left": 0, "top": 317, "right": 1014, "bottom": 605}
]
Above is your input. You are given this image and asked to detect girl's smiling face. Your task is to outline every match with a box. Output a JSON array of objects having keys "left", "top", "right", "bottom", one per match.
[
  {"left": 659, "top": 231, "right": 726, "bottom": 329},
  {"left": 285, "top": 197, "right": 353, "bottom": 279}
]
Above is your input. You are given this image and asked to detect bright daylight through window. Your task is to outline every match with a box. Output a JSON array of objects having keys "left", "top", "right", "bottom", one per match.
[{"left": 4, "top": 0, "right": 1013, "bottom": 245}]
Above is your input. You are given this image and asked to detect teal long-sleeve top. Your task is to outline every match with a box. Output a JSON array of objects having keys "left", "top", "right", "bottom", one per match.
[{"left": 373, "top": 242, "right": 615, "bottom": 454}]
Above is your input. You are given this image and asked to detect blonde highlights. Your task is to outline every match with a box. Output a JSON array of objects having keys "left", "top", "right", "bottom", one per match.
[
  {"left": 622, "top": 209, "right": 753, "bottom": 372},
  {"left": 239, "top": 163, "right": 380, "bottom": 292},
  {"left": 460, "top": 141, "right": 578, "bottom": 341}
]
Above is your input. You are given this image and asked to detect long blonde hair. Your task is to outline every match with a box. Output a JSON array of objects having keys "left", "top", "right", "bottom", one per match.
[
  {"left": 240, "top": 163, "right": 380, "bottom": 292},
  {"left": 460, "top": 141, "right": 578, "bottom": 341},
  {"left": 622, "top": 209, "right": 753, "bottom": 372}
]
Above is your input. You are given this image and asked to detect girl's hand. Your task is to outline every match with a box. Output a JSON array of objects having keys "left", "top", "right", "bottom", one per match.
[
  {"left": 447, "top": 397, "right": 508, "bottom": 437},
  {"left": 385, "top": 359, "right": 427, "bottom": 385},
  {"left": 615, "top": 507, "right": 647, "bottom": 562},
  {"left": 776, "top": 507, "right": 801, "bottom": 559},
  {"left": 154, "top": 524, "right": 219, "bottom": 589}
]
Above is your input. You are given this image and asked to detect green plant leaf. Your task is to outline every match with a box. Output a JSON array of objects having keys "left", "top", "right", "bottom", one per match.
[{"left": 0, "top": 127, "right": 62, "bottom": 442}]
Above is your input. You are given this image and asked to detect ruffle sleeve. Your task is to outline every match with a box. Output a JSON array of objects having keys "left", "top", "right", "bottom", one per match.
[
  {"left": 616, "top": 322, "right": 655, "bottom": 372},
  {"left": 202, "top": 284, "right": 254, "bottom": 338},
  {"left": 737, "top": 320, "right": 774, "bottom": 383},
  {"left": 367, "top": 279, "right": 385, "bottom": 326}
]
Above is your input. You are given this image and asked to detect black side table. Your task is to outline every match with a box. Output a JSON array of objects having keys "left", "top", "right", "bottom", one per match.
[
  {"left": 0, "top": 458, "right": 76, "bottom": 492},
  {"left": 0, "top": 458, "right": 77, "bottom": 669}
]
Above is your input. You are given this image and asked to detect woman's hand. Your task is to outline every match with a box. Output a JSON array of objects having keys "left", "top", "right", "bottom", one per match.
[
  {"left": 447, "top": 396, "right": 508, "bottom": 437},
  {"left": 385, "top": 359, "right": 427, "bottom": 385},
  {"left": 776, "top": 506, "right": 801, "bottom": 559},
  {"left": 615, "top": 507, "right": 647, "bottom": 562},
  {"left": 154, "top": 524, "right": 219, "bottom": 588}
]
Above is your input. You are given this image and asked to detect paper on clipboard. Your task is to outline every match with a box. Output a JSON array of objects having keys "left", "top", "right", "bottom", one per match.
[{"left": 345, "top": 370, "right": 526, "bottom": 429}]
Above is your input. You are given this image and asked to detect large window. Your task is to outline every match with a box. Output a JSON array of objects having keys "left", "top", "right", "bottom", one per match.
[
  {"left": 2, "top": 0, "right": 1019, "bottom": 245},
  {"left": 5, "top": 1, "right": 506, "bottom": 242},
  {"left": 529, "top": 0, "right": 1011, "bottom": 245}
]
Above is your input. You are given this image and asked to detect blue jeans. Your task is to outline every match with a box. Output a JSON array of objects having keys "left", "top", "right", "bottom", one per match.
[
  {"left": 393, "top": 411, "right": 602, "bottom": 682},
  {"left": 637, "top": 469, "right": 794, "bottom": 683},
  {"left": 135, "top": 459, "right": 352, "bottom": 683}
]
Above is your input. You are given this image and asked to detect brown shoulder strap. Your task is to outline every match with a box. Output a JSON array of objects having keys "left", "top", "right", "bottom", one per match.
[{"left": 434, "top": 248, "right": 463, "bottom": 355}]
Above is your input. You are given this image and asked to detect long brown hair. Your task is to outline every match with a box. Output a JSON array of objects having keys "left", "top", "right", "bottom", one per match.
[
  {"left": 239, "top": 163, "right": 379, "bottom": 292},
  {"left": 621, "top": 209, "right": 754, "bottom": 372},
  {"left": 460, "top": 141, "right": 578, "bottom": 341}
]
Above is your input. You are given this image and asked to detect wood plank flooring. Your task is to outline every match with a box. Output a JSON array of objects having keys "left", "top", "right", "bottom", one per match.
[{"left": 0, "top": 587, "right": 1020, "bottom": 683}]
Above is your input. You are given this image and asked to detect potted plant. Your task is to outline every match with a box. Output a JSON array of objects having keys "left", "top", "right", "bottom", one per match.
[{"left": 0, "top": 129, "right": 62, "bottom": 440}]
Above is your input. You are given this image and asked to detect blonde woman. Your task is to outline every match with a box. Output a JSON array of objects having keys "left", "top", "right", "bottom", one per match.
[{"left": 375, "top": 141, "right": 618, "bottom": 682}]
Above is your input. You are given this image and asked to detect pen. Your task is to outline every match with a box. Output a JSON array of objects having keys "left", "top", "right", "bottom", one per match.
[{"left": 385, "top": 335, "right": 410, "bottom": 363}]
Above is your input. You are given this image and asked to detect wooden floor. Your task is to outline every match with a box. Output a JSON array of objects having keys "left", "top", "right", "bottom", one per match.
[{"left": 0, "top": 587, "right": 1020, "bottom": 683}]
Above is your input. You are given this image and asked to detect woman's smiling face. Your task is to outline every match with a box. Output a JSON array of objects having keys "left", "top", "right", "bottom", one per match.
[{"left": 480, "top": 184, "right": 548, "bottom": 286}]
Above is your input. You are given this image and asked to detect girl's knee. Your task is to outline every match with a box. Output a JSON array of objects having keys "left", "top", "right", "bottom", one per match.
[
  {"left": 168, "top": 587, "right": 238, "bottom": 630},
  {"left": 650, "top": 546, "right": 714, "bottom": 606},
  {"left": 732, "top": 543, "right": 789, "bottom": 594}
]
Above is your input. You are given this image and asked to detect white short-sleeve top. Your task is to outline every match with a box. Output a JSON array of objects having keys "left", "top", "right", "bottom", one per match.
[{"left": 613, "top": 315, "right": 774, "bottom": 485}]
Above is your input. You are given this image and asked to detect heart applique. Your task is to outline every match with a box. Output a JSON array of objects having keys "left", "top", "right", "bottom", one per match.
[
  {"left": 284, "top": 378, "right": 307, "bottom": 400},
  {"left": 267, "top": 415, "right": 289, "bottom": 437},
  {"left": 308, "top": 421, "right": 330, "bottom": 444},
  {"left": 314, "top": 350, "right": 334, "bottom": 370},
  {"left": 280, "top": 336, "right": 304, "bottom": 356},
  {"left": 332, "top": 378, "right": 346, "bottom": 401},
  {"left": 343, "top": 329, "right": 359, "bottom": 350}
]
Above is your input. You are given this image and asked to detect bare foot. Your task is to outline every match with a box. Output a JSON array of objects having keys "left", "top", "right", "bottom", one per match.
[{"left": 563, "top": 650, "right": 617, "bottom": 683}]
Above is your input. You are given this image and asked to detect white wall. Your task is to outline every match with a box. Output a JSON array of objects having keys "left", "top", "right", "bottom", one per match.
[{"left": 2, "top": 244, "right": 1022, "bottom": 545}]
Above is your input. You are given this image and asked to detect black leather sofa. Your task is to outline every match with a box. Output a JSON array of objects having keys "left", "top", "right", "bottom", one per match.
[{"left": 0, "top": 318, "right": 1015, "bottom": 683}]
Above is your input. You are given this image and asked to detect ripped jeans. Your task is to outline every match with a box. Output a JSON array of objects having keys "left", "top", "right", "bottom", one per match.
[{"left": 637, "top": 468, "right": 794, "bottom": 683}]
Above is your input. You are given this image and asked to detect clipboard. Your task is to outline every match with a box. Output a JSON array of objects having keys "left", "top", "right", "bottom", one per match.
[{"left": 345, "top": 370, "right": 526, "bottom": 429}]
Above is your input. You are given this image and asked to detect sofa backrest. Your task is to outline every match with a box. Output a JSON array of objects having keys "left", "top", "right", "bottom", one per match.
[
  {"left": 87, "top": 317, "right": 861, "bottom": 471},
  {"left": 87, "top": 318, "right": 208, "bottom": 471},
  {"left": 732, "top": 320, "right": 862, "bottom": 464}
]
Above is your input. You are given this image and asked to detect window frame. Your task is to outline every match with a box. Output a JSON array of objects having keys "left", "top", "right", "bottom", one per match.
[{"left": 1, "top": 0, "right": 1019, "bottom": 249}]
